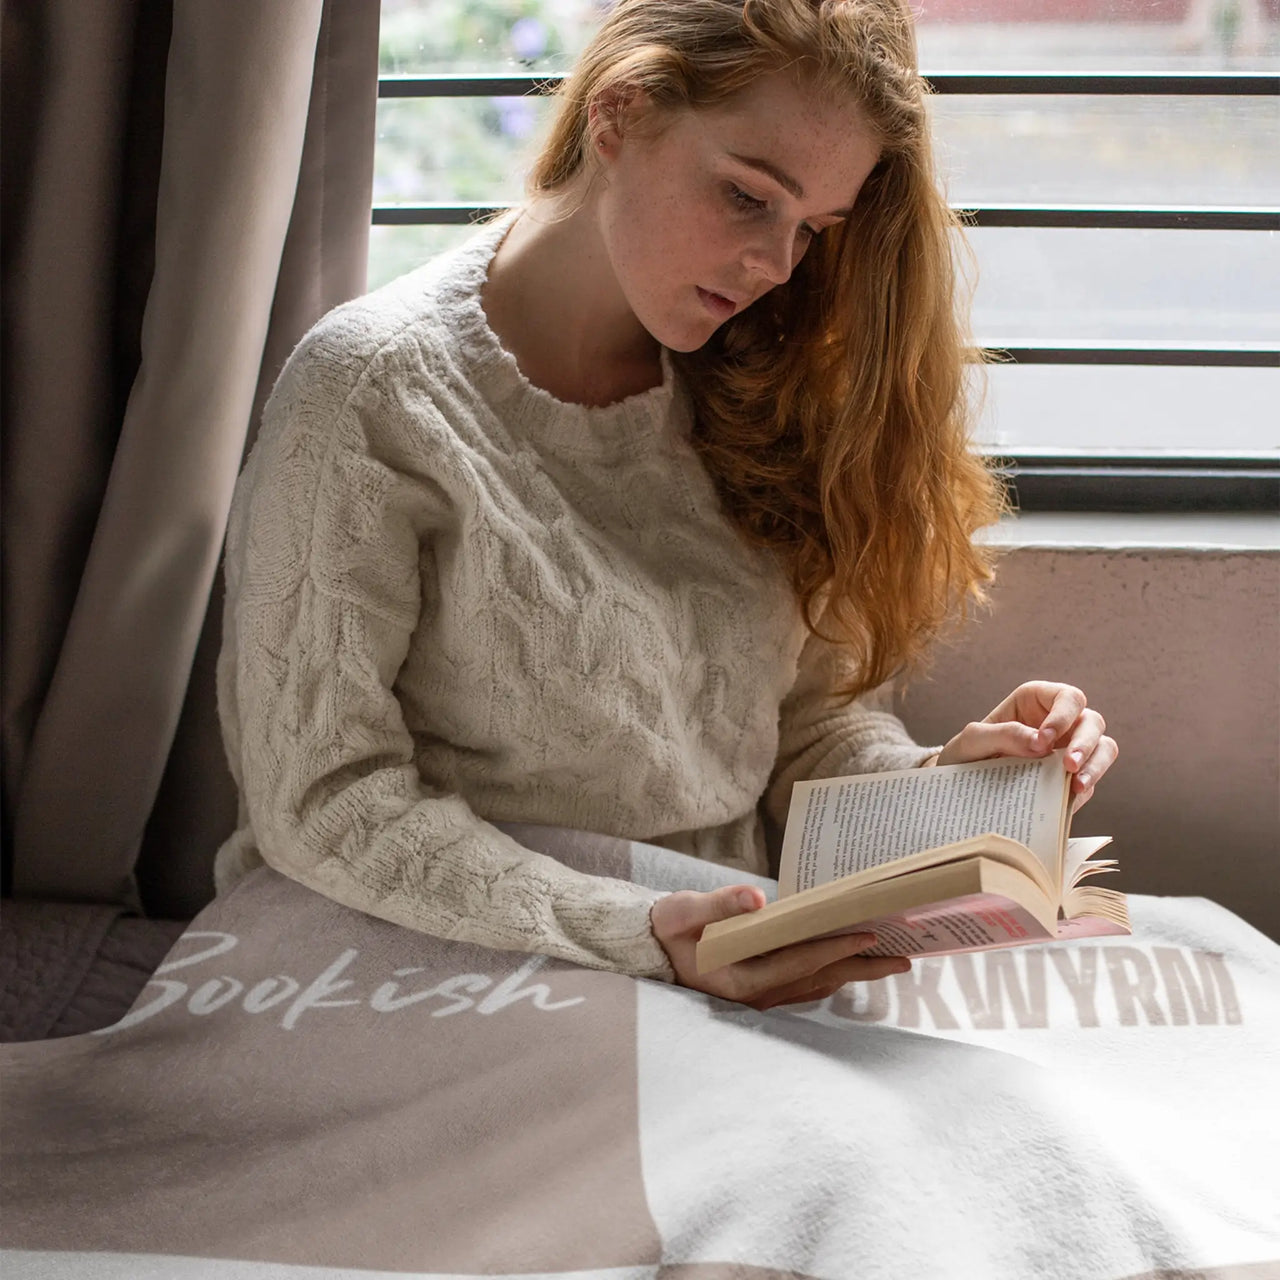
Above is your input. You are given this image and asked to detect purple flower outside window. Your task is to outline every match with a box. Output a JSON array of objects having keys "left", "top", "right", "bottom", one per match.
[
  {"left": 493, "top": 95, "right": 537, "bottom": 138},
  {"left": 510, "top": 16, "right": 547, "bottom": 62}
]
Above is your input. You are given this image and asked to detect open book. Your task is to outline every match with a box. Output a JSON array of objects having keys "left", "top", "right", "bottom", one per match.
[{"left": 696, "top": 750, "right": 1130, "bottom": 973}]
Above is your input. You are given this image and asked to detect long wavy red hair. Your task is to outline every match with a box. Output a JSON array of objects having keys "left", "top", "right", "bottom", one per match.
[{"left": 530, "top": 0, "right": 1008, "bottom": 697}]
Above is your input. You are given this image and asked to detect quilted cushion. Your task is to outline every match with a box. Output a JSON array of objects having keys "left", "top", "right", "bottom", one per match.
[{"left": 0, "top": 900, "right": 188, "bottom": 1042}]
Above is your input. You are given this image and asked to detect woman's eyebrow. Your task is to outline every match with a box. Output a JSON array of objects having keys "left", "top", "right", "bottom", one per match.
[{"left": 727, "top": 151, "right": 853, "bottom": 218}]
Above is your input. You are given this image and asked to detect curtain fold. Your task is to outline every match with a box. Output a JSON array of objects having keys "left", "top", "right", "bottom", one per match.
[
  {"left": 2, "top": 0, "right": 381, "bottom": 911},
  {"left": 2, "top": 0, "right": 151, "bottom": 894}
]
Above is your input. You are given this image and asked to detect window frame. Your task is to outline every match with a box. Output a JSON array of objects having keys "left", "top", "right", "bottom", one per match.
[{"left": 373, "top": 69, "right": 1280, "bottom": 514}]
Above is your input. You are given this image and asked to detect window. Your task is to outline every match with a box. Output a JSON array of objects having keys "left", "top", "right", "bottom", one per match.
[{"left": 373, "top": 0, "right": 1280, "bottom": 511}]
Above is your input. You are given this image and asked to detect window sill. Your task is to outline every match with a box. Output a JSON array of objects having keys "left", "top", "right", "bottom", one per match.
[{"left": 980, "top": 511, "right": 1280, "bottom": 551}]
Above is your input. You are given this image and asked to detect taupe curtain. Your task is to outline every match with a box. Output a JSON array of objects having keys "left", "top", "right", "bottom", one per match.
[{"left": 2, "top": 0, "right": 381, "bottom": 916}]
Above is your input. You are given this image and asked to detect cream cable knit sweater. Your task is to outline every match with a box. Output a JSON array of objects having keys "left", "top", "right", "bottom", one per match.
[{"left": 214, "top": 214, "right": 936, "bottom": 982}]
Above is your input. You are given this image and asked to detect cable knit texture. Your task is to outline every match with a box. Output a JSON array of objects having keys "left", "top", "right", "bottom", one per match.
[{"left": 214, "top": 214, "right": 935, "bottom": 981}]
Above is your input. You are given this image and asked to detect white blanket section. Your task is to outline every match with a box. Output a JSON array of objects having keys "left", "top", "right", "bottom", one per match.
[{"left": 612, "top": 831, "right": 1280, "bottom": 1278}]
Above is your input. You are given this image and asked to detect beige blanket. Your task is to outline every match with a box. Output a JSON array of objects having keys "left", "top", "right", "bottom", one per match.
[{"left": 3, "top": 825, "right": 1278, "bottom": 1279}]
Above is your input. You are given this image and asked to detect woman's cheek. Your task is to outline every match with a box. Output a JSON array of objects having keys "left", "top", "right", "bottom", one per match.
[{"left": 694, "top": 209, "right": 745, "bottom": 274}]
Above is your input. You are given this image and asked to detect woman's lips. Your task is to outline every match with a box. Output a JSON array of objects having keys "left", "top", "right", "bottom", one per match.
[{"left": 697, "top": 286, "right": 737, "bottom": 320}]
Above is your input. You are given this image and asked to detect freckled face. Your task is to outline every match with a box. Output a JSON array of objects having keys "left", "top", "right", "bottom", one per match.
[{"left": 593, "top": 72, "right": 882, "bottom": 352}]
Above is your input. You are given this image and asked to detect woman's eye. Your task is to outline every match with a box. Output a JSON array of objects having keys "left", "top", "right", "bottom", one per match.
[
  {"left": 728, "top": 183, "right": 767, "bottom": 213},
  {"left": 728, "top": 183, "right": 823, "bottom": 252}
]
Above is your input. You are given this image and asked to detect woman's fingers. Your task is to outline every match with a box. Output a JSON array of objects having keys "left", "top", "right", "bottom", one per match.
[
  {"left": 651, "top": 889, "right": 913, "bottom": 1010},
  {"left": 937, "top": 717, "right": 1052, "bottom": 765},
  {"left": 1069, "top": 731, "right": 1118, "bottom": 811},
  {"left": 982, "top": 679, "right": 1058, "bottom": 726},
  {"left": 983, "top": 681, "right": 1087, "bottom": 743},
  {"left": 1061, "top": 709, "right": 1108, "bottom": 775},
  {"left": 938, "top": 682, "right": 1111, "bottom": 772},
  {"left": 749, "top": 953, "right": 912, "bottom": 1011},
  {"left": 968, "top": 682, "right": 1118, "bottom": 811},
  {"left": 653, "top": 884, "right": 763, "bottom": 942},
  {"left": 1078, "top": 730, "right": 1118, "bottom": 789},
  {"left": 716, "top": 931, "right": 880, "bottom": 1004},
  {"left": 737, "top": 931, "right": 894, "bottom": 991},
  {"left": 1015, "top": 682, "right": 1088, "bottom": 746}
]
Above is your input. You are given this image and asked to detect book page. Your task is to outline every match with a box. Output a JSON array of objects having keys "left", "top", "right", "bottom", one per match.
[
  {"left": 782, "top": 752, "right": 1067, "bottom": 895},
  {"left": 1063, "top": 835, "right": 1116, "bottom": 889}
]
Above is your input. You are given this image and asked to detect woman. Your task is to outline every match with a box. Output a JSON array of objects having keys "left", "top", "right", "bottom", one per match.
[{"left": 214, "top": 0, "right": 1116, "bottom": 1011}]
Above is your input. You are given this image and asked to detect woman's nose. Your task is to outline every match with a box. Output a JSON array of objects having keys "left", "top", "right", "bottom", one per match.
[{"left": 743, "top": 229, "right": 796, "bottom": 287}]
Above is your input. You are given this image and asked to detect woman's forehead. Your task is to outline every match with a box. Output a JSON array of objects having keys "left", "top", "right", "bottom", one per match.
[{"left": 683, "top": 75, "right": 880, "bottom": 205}]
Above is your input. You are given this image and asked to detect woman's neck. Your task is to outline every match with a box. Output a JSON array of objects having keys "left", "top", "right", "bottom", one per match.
[{"left": 481, "top": 193, "right": 664, "bottom": 409}]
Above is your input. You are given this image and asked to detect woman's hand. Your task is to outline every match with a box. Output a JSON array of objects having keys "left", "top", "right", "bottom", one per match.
[
  {"left": 934, "top": 680, "right": 1117, "bottom": 812},
  {"left": 650, "top": 885, "right": 910, "bottom": 1010}
]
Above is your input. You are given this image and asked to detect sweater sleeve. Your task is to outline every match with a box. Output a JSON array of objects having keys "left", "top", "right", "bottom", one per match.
[
  {"left": 221, "top": 330, "right": 674, "bottom": 981},
  {"left": 763, "top": 629, "right": 941, "bottom": 834}
]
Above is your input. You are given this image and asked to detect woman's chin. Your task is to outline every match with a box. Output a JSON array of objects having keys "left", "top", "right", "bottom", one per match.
[
  {"left": 645, "top": 313, "right": 724, "bottom": 354},
  {"left": 660, "top": 333, "right": 715, "bottom": 354}
]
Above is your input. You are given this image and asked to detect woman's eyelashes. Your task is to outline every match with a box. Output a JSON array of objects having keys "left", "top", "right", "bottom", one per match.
[
  {"left": 727, "top": 182, "right": 767, "bottom": 214},
  {"left": 726, "top": 183, "right": 819, "bottom": 241}
]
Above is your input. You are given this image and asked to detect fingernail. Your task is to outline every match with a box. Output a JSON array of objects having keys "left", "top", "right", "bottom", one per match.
[
  {"left": 737, "top": 890, "right": 758, "bottom": 910},
  {"left": 1077, "top": 772, "right": 1091, "bottom": 788}
]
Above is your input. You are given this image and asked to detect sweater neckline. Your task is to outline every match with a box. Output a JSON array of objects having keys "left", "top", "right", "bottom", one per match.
[{"left": 433, "top": 210, "right": 689, "bottom": 455}]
